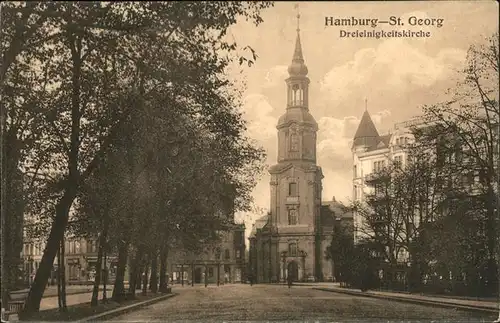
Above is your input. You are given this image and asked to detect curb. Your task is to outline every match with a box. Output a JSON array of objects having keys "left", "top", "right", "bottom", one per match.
[
  {"left": 314, "top": 287, "right": 498, "bottom": 314},
  {"left": 76, "top": 293, "right": 178, "bottom": 322}
]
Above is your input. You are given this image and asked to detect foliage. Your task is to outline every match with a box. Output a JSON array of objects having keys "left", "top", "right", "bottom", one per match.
[
  {"left": 347, "top": 32, "right": 499, "bottom": 296},
  {"left": 2, "top": 1, "right": 272, "bottom": 314}
]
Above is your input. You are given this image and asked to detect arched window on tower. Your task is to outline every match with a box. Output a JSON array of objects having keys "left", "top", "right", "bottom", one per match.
[{"left": 291, "top": 84, "right": 303, "bottom": 106}]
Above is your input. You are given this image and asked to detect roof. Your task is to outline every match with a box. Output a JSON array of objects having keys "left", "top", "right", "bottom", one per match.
[
  {"left": 352, "top": 110, "right": 382, "bottom": 149},
  {"left": 277, "top": 108, "right": 317, "bottom": 128},
  {"left": 354, "top": 110, "right": 379, "bottom": 140},
  {"left": 249, "top": 214, "right": 269, "bottom": 238},
  {"left": 366, "top": 133, "right": 393, "bottom": 152},
  {"left": 320, "top": 200, "right": 354, "bottom": 227}
]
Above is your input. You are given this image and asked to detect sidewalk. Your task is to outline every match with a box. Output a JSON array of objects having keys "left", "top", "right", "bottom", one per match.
[
  {"left": 313, "top": 284, "right": 499, "bottom": 314},
  {"left": 7, "top": 289, "right": 176, "bottom": 322},
  {"left": 40, "top": 288, "right": 115, "bottom": 311},
  {"left": 10, "top": 285, "right": 110, "bottom": 300}
]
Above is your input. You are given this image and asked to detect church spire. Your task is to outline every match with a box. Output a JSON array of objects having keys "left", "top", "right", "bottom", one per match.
[
  {"left": 288, "top": 5, "right": 308, "bottom": 77},
  {"left": 292, "top": 12, "right": 304, "bottom": 62}
]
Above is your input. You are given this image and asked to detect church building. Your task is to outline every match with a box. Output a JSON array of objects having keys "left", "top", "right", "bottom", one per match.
[{"left": 248, "top": 18, "right": 349, "bottom": 283}]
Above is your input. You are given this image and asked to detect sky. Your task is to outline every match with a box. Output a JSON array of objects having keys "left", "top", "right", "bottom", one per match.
[{"left": 227, "top": 1, "right": 499, "bottom": 240}]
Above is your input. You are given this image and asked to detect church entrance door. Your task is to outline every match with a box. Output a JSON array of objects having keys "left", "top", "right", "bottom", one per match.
[{"left": 287, "top": 261, "right": 299, "bottom": 282}]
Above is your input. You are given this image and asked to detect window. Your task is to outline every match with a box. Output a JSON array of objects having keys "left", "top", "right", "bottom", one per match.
[
  {"left": 225, "top": 249, "right": 230, "bottom": 259},
  {"left": 373, "top": 160, "right": 386, "bottom": 172},
  {"left": 290, "top": 127, "right": 299, "bottom": 152},
  {"left": 75, "top": 241, "right": 81, "bottom": 254},
  {"left": 288, "top": 209, "right": 298, "bottom": 225},
  {"left": 288, "top": 183, "right": 297, "bottom": 196},
  {"left": 208, "top": 267, "right": 214, "bottom": 278},
  {"left": 394, "top": 156, "right": 402, "bottom": 168},
  {"left": 291, "top": 84, "right": 303, "bottom": 106},
  {"left": 353, "top": 165, "right": 357, "bottom": 177},
  {"left": 289, "top": 243, "right": 298, "bottom": 257},
  {"left": 89, "top": 240, "right": 98, "bottom": 253},
  {"left": 353, "top": 185, "right": 358, "bottom": 200},
  {"left": 236, "top": 250, "right": 241, "bottom": 259},
  {"left": 464, "top": 171, "right": 475, "bottom": 186}
]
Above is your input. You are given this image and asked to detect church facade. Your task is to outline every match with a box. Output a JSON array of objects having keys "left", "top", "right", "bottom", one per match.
[{"left": 248, "top": 24, "right": 345, "bottom": 283}]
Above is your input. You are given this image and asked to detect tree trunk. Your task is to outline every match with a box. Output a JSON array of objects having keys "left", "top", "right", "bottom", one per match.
[
  {"left": 159, "top": 247, "right": 169, "bottom": 293},
  {"left": 91, "top": 236, "right": 105, "bottom": 306},
  {"left": 149, "top": 251, "right": 158, "bottom": 293},
  {"left": 60, "top": 237, "right": 67, "bottom": 311},
  {"left": 142, "top": 256, "right": 149, "bottom": 296},
  {"left": 112, "top": 239, "right": 129, "bottom": 302},
  {"left": 128, "top": 246, "right": 144, "bottom": 295},
  {"left": 21, "top": 187, "right": 76, "bottom": 318},
  {"left": 91, "top": 213, "right": 109, "bottom": 306},
  {"left": 128, "top": 258, "right": 136, "bottom": 294},
  {"left": 136, "top": 271, "right": 142, "bottom": 290},
  {"left": 56, "top": 247, "right": 62, "bottom": 309}
]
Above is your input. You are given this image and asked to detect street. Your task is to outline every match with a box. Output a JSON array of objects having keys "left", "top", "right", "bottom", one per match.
[{"left": 109, "top": 284, "right": 495, "bottom": 322}]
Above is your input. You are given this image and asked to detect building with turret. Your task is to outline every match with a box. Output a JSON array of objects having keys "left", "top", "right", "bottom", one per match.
[
  {"left": 248, "top": 17, "right": 351, "bottom": 283},
  {"left": 351, "top": 110, "right": 424, "bottom": 245}
]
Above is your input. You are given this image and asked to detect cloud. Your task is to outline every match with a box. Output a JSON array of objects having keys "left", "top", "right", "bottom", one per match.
[
  {"left": 242, "top": 94, "right": 277, "bottom": 142},
  {"left": 319, "top": 39, "right": 467, "bottom": 106},
  {"left": 371, "top": 109, "right": 392, "bottom": 125},
  {"left": 263, "top": 65, "right": 289, "bottom": 88},
  {"left": 316, "top": 110, "right": 392, "bottom": 196}
]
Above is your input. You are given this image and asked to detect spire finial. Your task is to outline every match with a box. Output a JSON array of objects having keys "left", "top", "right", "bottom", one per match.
[
  {"left": 295, "top": 3, "right": 300, "bottom": 32},
  {"left": 365, "top": 98, "right": 368, "bottom": 111}
]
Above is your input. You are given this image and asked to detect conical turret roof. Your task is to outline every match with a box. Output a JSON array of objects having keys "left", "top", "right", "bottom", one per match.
[
  {"left": 354, "top": 110, "right": 379, "bottom": 139},
  {"left": 352, "top": 110, "right": 380, "bottom": 149}
]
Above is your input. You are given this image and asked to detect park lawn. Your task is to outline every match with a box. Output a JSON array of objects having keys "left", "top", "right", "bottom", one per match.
[{"left": 25, "top": 293, "right": 161, "bottom": 322}]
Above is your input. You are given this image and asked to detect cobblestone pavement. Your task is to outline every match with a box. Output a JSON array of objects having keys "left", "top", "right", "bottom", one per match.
[{"left": 109, "top": 284, "right": 497, "bottom": 322}]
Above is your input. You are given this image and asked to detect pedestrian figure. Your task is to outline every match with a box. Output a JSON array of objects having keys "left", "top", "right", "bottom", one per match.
[{"left": 287, "top": 274, "right": 293, "bottom": 288}]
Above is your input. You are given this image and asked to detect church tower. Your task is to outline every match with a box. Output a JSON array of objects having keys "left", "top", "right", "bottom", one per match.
[{"left": 267, "top": 13, "right": 324, "bottom": 283}]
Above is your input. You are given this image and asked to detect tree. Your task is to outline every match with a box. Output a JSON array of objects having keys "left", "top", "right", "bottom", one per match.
[
  {"left": 326, "top": 220, "right": 355, "bottom": 286},
  {"left": 4, "top": 2, "right": 273, "bottom": 317},
  {"left": 420, "top": 32, "right": 499, "bottom": 295}
]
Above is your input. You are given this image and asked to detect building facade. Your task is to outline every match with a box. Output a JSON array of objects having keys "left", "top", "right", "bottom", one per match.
[
  {"left": 21, "top": 235, "right": 119, "bottom": 286},
  {"left": 351, "top": 111, "right": 421, "bottom": 245},
  {"left": 167, "top": 223, "right": 246, "bottom": 285},
  {"left": 248, "top": 24, "right": 344, "bottom": 283}
]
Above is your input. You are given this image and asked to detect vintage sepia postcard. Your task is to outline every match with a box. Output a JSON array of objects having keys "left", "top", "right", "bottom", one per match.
[{"left": 1, "top": 1, "right": 499, "bottom": 322}]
